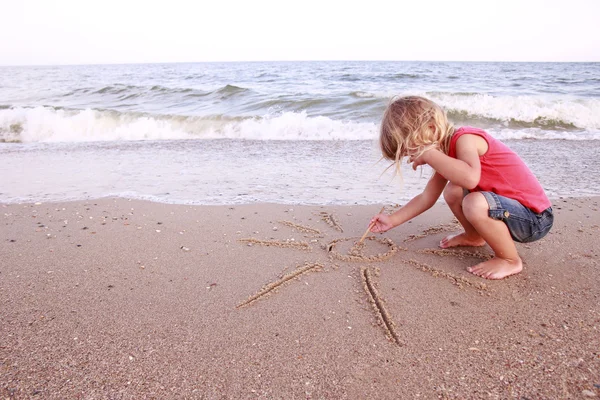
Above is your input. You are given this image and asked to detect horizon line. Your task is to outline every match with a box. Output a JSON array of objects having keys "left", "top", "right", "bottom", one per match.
[{"left": 1, "top": 59, "right": 600, "bottom": 68}]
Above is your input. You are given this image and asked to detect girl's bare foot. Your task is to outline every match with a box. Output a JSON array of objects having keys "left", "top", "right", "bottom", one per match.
[
  {"left": 440, "top": 232, "right": 486, "bottom": 248},
  {"left": 467, "top": 257, "right": 523, "bottom": 280}
]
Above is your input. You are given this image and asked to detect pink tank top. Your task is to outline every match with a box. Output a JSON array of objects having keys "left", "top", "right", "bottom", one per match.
[{"left": 448, "top": 127, "right": 551, "bottom": 213}]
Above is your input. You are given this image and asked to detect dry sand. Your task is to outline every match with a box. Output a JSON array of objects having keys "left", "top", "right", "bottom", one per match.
[{"left": 1, "top": 197, "right": 599, "bottom": 399}]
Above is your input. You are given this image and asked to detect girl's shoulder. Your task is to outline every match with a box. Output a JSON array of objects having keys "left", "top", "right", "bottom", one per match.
[
  {"left": 454, "top": 126, "right": 488, "bottom": 137},
  {"left": 451, "top": 126, "right": 493, "bottom": 145},
  {"left": 449, "top": 126, "right": 492, "bottom": 157}
]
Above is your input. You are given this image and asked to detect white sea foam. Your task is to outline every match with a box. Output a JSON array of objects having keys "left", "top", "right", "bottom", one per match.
[
  {"left": 359, "top": 91, "right": 600, "bottom": 131},
  {"left": 1, "top": 104, "right": 599, "bottom": 143},
  {"left": 218, "top": 111, "right": 376, "bottom": 140},
  {"left": 432, "top": 93, "right": 600, "bottom": 130},
  {"left": 0, "top": 107, "right": 193, "bottom": 142},
  {"left": 0, "top": 107, "right": 377, "bottom": 142}
]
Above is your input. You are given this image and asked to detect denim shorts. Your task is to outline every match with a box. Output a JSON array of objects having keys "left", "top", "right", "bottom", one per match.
[{"left": 480, "top": 191, "right": 554, "bottom": 243}]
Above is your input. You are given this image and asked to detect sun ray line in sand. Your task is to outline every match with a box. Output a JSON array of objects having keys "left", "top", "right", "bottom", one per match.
[
  {"left": 277, "top": 220, "right": 323, "bottom": 236},
  {"left": 237, "top": 262, "right": 324, "bottom": 308},
  {"left": 403, "top": 259, "right": 488, "bottom": 291},
  {"left": 417, "top": 248, "right": 493, "bottom": 261},
  {"left": 403, "top": 221, "right": 461, "bottom": 242},
  {"left": 361, "top": 266, "right": 402, "bottom": 346},
  {"left": 238, "top": 238, "right": 311, "bottom": 251},
  {"left": 327, "top": 236, "right": 402, "bottom": 262},
  {"left": 314, "top": 211, "right": 343, "bottom": 232}
]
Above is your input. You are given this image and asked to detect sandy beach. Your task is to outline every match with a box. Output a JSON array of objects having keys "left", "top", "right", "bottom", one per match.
[{"left": 1, "top": 197, "right": 599, "bottom": 399}]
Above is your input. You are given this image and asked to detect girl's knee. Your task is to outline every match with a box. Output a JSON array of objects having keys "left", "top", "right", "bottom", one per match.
[
  {"left": 443, "top": 184, "right": 463, "bottom": 206},
  {"left": 462, "top": 192, "right": 489, "bottom": 221}
]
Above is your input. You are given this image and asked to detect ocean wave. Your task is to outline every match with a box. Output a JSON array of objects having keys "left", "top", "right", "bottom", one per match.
[
  {"left": 2, "top": 100, "right": 599, "bottom": 143},
  {"left": 95, "top": 85, "right": 135, "bottom": 95},
  {"left": 343, "top": 91, "right": 600, "bottom": 131},
  {"left": 350, "top": 91, "right": 377, "bottom": 98},
  {"left": 29, "top": 80, "right": 600, "bottom": 133},
  {"left": 430, "top": 93, "right": 600, "bottom": 131},
  {"left": 213, "top": 84, "right": 249, "bottom": 96},
  {"left": 0, "top": 107, "right": 377, "bottom": 143},
  {"left": 57, "top": 83, "right": 252, "bottom": 103},
  {"left": 391, "top": 73, "right": 421, "bottom": 79},
  {"left": 338, "top": 74, "right": 363, "bottom": 82}
]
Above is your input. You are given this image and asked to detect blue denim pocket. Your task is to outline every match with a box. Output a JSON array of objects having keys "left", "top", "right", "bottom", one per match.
[
  {"left": 481, "top": 192, "right": 553, "bottom": 243},
  {"left": 525, "top": 208, "right": 554, "bottom": 243}
]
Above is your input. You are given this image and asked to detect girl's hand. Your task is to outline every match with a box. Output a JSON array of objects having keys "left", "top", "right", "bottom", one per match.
[
  {"left": 369, "top": 213, "right": 394, "bottom": 233},
  {"left": 409, "top": 151, "right": 429, "bottom": 170}
]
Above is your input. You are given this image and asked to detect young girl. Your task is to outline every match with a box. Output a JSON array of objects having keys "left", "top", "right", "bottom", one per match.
[{"left": 369, "top": 96, "right": 553, "bottom": 279}]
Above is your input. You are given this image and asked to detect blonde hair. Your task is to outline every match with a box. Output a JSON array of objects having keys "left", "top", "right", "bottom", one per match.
[{"left": 380, "top": 96, "right": 454, "bottom": 175}]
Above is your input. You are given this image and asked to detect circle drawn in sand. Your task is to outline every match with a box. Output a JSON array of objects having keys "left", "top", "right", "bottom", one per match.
[{"left": 327, "top": 236, "right": 400, "bottom": 262}]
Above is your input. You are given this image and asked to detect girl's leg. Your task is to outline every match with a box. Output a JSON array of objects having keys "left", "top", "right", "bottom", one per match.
[
  {"left": 461, "top": 192, "right": 523, "bottom": 279},
  {"left": 440, "top": 182, "right": 486, "bottom": 248}
]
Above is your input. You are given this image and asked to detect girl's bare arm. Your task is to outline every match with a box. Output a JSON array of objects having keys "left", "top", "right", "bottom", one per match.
[
  {"left": 420, "top": 135, "right": 482, "bottom": 189},
  {"left": 371, "top": 172, "right": 448, "bottom": 232}
]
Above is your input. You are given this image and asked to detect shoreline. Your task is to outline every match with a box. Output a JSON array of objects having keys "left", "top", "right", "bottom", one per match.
[
  {"left": 2, "top": 196, "right": 599, "bottom": 398},
  {"left": 3, "top": 139, "right": 600, "bottom": 207},
  {"left": 3, "top": 191, "right": 600, "bottom": 207}
]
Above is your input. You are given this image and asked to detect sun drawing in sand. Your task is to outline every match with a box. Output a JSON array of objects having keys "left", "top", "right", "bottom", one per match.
[{"left": 236, "top": 210, "right": 491, "bottom": 346}]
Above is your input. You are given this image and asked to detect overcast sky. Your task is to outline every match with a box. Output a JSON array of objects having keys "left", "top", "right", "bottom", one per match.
[{"left": 1, "top": 0, "right": 599, "bottom": 65}]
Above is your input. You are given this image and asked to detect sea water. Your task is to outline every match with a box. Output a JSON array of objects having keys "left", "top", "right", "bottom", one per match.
[{"left": 1, "top": 61, "right": 599, "bottom": 205}]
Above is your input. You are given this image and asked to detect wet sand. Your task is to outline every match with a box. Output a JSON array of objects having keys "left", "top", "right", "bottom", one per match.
[{"left": 1, "top": 197, "right": 599, "bottom": 399}]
